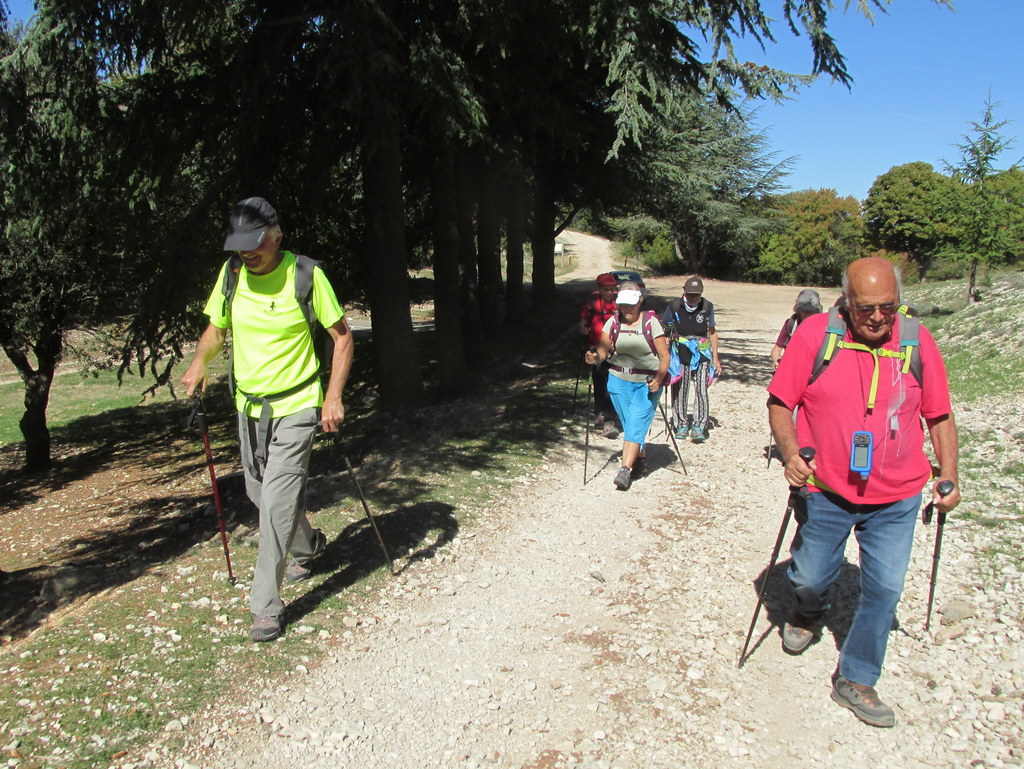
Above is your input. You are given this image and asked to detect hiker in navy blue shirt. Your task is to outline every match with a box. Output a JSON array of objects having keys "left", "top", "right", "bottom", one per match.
[{"left": 662, "top": 276, "right": 722, "bottom": 443}]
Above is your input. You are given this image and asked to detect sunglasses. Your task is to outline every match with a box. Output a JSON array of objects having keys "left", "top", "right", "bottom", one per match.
[{"left": 851, "top": 302, "right": 897, "bottom": 318}]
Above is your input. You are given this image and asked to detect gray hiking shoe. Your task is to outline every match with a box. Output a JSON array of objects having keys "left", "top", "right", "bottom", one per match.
[
  {"left": 285, "top": 529, "right": 327, "bottom": 582},
  {"left": 285, "top": 558, "right": 311, "bottom": 582},
  {"left": 249, "top": 614, "right": 282, "bottom": 643},
  {"left": 602, "top": 421, "right": 620, "bottom": 439},
  {"left": 613, "top": 466, "right": 632, "bottom": 491},
  {"left": 691, "top": 427, "right": 706, "bottom": 443},
  {"left": 831, "top": 676, "right": 895, "bottom": 728},
  {"left": 782, "top": 611, "right": 817, "bottom": 655}
]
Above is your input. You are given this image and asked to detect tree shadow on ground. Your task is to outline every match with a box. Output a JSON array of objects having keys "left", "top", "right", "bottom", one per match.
[
  {"left": 0, "top": 476, "right": 259, "bottom": 640},
  {"left": 0, "top": 289, "right": 590, "bottom": 642},
  {"left": 718, "top": 332, "right": 775, "bottom": 388},
  {"left": 284, "top": 500, "right": 459, "bottom": 626}
]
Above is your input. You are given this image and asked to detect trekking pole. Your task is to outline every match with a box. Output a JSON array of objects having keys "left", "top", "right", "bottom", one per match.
[
  {"left": 570, "top": 342, "right": 587, "bottom": 415},
  {"left": 923, "top": 480, "right": 957, "bottom": 633},
  {"left": 186, "top": 396, "right": 236, "bottom": 585},
  {"left": 656, "top": 394, "right": 687, "bottom": 476},
  {"left": 738, "top": 446, "right": 815, "bottom": 667},
  {"left": 324, "top": 429, "right": 396, "bottom": 575},
  {"left": 766, "top": 431, "right": 775, "bottom": 470},
  {"left": 582, "top": 378, "right": 593, "bottom": 486}
]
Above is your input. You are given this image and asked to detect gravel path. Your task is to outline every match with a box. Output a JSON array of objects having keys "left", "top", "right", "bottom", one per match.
[{"left": 149, "top": 235, "right": 1023, "bottom": 769}]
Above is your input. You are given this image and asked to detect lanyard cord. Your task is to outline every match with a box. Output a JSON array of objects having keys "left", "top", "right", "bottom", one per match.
[{"left": 836, "top": 341, "right": 908, "bottom": 410}]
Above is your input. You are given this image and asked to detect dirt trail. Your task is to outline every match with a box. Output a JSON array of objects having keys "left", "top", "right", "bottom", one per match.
[{"left": 148, "top": 235, "right": 1017, "bottom": 769}]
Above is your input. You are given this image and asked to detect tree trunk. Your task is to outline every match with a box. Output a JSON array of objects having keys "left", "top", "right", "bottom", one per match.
[
  {"left": 529, "top": 175, "right": 556, "bottom": 313},
  {"left": 455, "top": 148, "right": 486, "bottom": 365},
  {"left": 360, "top": 112, "right": 423, "bottom": 411},
  {"left": 476, "top": 156, "right": 504, "bottom": 339},
  {"left": 968, "top": 257, "right": 980, "bottom": 303},
  {"left": 503, "top": 170, "right": 526, "bottom": 327},
  {"left": 2, "top": 328, "right": 62, "bottom": 471},
  {"left": 430, "top": 142, "right": 470, "bottom": 396}
]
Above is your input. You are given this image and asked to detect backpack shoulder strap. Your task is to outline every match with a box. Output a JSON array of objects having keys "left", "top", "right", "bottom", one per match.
[
  {"left": 221, "top": 253, "right": 243, "bottom": 320},
  {"left": 787, "top": 314, "right": 799, "bottom": 337},
  {"left": 608, "top": 314, "right": 620, "bottom": 349},
  {"left": 897, "top": 313, "right": 922, "bottom": 384},
  {"left": 293, "top": 254, "right": 319, "bottom": 332},
  {"left": 809, "top": 307, "right": 847, "bottom": 386},
  {"left": 642, "top": 310, "right": 658, "bottom": 356}
]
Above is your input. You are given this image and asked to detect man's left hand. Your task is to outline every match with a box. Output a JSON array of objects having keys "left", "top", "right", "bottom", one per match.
[{"left": 932, "top": 478, "right": 961, "bottom": 515}]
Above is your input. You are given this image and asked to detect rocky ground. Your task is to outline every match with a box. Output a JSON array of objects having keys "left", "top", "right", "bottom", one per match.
[{"left": 125, "top": 233, "right": 1023, "bottom": 768}]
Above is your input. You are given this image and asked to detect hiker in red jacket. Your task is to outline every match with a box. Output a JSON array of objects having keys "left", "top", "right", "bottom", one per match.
[{"left": 579, "top": 273, "right": 620, "bottom": 438}]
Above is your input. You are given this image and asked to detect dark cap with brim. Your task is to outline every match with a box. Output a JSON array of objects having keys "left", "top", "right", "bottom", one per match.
[{"left": 223, "top": 197, "right": 278, "bottom": 251}]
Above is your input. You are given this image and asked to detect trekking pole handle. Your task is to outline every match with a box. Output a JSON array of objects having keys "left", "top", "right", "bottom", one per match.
[
  {"left": 187, "top": 396, "right": 208, "bottom": 434},
  {"left": 787, "top": 447, "right": 815, "bottom": 493},
  {"left": 922, "top": 480, "right": 956, "bottom": 525}
]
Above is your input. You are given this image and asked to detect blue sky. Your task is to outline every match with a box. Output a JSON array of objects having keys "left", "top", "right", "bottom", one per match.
[
  {"left": 6, "top": 1, "right": 1022, "bottom": 203},
  {"left": 731, "top": 1, "right": 1024, "bottom": 201}
]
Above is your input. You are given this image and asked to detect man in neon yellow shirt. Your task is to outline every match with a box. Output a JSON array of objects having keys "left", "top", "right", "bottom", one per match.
[{"left": 182, "top": 198, "right": 354, "bottom": 642}]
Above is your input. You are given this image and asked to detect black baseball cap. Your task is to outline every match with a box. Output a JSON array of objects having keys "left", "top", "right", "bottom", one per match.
[{"left": 223, "top": 197, "right": 278, "bottom": 252}]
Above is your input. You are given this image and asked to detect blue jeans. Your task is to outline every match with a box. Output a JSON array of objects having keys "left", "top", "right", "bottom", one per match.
[
  {"left": 606, "top": 375, "right": 661, "bottom": 445},
  {"left": 787, "top": 490, "right": 921, "bottom": 686}
]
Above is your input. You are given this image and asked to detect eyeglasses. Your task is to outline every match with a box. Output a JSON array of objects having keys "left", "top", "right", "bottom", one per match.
[{"left": 851, "top": 302, "right": 898, "bottom": 317}]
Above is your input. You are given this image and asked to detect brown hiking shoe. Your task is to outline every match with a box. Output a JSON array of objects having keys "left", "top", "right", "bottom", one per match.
[
  {"left": 782, "top": 611, "right": 818, "bottom": 655},
  {"left": 831, "top": 676, "right": 896, "bottom": 728}
]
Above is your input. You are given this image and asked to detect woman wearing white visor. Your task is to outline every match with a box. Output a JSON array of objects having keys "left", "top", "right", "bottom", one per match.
[{"left": 584, "top": 282, "right": 670, "bottom": 490}]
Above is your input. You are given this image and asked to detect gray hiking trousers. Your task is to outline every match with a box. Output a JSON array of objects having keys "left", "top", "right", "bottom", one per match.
[{"left": 238, "top": 406, "right": 320, "bottom": 618}]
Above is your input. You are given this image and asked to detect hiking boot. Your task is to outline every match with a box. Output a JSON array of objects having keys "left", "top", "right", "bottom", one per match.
[
  {"left": 691, "top": 427, "right": 706, "bottom": 443},
  {"left": 613, "top": 466, "right": 632, "bottom": 491},
  {"left": 593, "top": 414, "right": 605, "bottom": 430},
  {"left": 285, "top": 558, "right": 311, "bottom": 582},
  {"left": 831, "top": 676, "right": 896, "bottom": 728},
  {"left": 285, "top": 528, "right": 327, "bottom": 582},
  {"left": 602, "top": 421, "right": 620, "bottom": 439},
  {"left": 674, "top": 425, "right": 688, "bottom": 440},
  {"left": 630, "top": 457, "right": 647, "bottom": 480},
  {"left": 782, "top": 611, "right": 818, "bottom": 654},
  {"left": 249, "top": 614, "right": 282, "bottom": 643}
]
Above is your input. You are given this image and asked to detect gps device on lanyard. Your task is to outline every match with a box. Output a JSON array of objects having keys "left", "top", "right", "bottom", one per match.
[{"left": 850, "top": 431, "right": 873, "bottom": 479}]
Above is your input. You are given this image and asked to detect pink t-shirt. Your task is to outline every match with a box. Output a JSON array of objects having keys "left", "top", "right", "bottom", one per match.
[{"left": 768, "top": 312, "right": 952, "bottom": 504}]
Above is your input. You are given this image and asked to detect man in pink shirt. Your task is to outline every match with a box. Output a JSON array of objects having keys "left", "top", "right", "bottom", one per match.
[{"left": 767, "top": 257, "right": 960, "bottom": 728}]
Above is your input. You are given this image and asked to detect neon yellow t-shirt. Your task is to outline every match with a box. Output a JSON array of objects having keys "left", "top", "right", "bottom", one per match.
[{"left": 202, "top": 251, "right": 345, "bottom": 417}]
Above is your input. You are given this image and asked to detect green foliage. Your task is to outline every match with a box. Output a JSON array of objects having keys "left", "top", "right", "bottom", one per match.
[
  {"left": 863, "top": 161, "right": 964, "bottom": 279},
  {"left": 751, "top": 189, "right": 865, "bottom": 285},
  {"left": 2, "top": 0, "right": 914, "bottom": 466},
  {"left": 943, "top": 97, "right": 1023, "bottom": 300}
]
